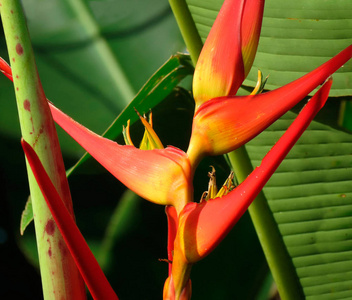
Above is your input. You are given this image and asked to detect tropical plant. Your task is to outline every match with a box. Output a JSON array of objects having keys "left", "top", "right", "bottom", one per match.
[{"left": 1, "top": 0, "right": 352, "bottom": 299}]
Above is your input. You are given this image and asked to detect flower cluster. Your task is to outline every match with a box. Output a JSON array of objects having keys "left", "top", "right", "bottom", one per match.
[{"left": 3, "top": 0, "right": 352, "bottom": 299}]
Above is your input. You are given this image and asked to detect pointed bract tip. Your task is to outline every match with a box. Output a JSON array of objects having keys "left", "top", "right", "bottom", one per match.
[
  {"left": 192, "top": 0, "right": 264, "bottom": 109},
  {"left": 188, "top": 45, "right": 352, "bottom": 163}
]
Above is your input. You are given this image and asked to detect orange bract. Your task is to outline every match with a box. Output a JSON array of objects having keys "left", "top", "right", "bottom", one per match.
[
  {"left": 192, "top": 0, "right": 264, "bottom": 109},
  {"left": 49, "top": 103, "right": 193, "bottom": 214}
]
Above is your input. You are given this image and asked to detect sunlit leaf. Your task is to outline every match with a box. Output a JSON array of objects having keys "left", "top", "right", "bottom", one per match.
[{"left": 246, "top": 110, "right": 352, "bottom": 298}]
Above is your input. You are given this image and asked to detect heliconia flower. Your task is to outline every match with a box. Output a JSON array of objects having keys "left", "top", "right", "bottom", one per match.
[
  {"left": 192, "top": 0, "right": 265, "bottom": 109},
  {"left": 21, "top": 139, "right": 118, "bottom": 300},
  {"left": 177, "top": 79, "right": 333, "bottom": 265},
  {"left": 162, "top": 79, "right": 334, "bottom": 298},
  {"left": 187, "top": 45, "right": 352, "bottom": 167},
  {"left": 49, "top": 103, "right": 193, "bottom": 214},
  {"left": 162, "top": 79, "right": 332, "bottom": 299}
]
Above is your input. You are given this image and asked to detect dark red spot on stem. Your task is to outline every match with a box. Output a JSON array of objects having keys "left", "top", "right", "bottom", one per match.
[
  {"left": 16, "top": 43, "right": 23, "bottom": 55},
  {"left": 45, "top": 219, "right": 55, "bottom": 236},
  {"left": 48, "top": 247, "right": 52, "bottom": 257},
  {"left": 23, "top": 99, "right": 30, "bottom": 111},
  {"left": 58, "top": 240, "right": 68, "bottom": 257}
]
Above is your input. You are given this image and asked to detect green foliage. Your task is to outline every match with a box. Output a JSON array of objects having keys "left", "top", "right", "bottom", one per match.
[
  {"left": 247, "top": 111, "right": 352, "bottom": 298},
  {"left": 20, "top": 197, "right": 33, "bottom": 235}
]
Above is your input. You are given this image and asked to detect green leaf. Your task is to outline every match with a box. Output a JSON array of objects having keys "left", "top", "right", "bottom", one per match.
[
  {"left": 246, "top": 0, "right": 352, "bottom": 97},
  {"left": 185, "top": 0, "right": 352, "bottom": 96},
  {"left": 20, "top": 197, "right": 33, "bottom": 235},
  {"left": 66, "top": 53, "right": 193, "bottom": 175},
  {"left": 99, "top": 53, "right": 193, "bottom": 141},
  {"left": 246, "top": 111, "right": 352, "bottom": 298}
]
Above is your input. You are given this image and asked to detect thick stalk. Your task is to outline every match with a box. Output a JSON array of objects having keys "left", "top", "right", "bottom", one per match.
[
  {"left": 227, "top": 147, "right": 304, "bottom": 299},
  {"left": 168, "top": 0, "right": 203, "bottom": 65},
  {"left": 0, "top": 1, "right": 86, "bottom": 299}
]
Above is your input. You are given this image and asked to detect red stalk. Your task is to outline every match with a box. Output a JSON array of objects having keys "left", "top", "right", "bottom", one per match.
[{"left": 165, "top": 206, "right": 178, "bottom": 276}]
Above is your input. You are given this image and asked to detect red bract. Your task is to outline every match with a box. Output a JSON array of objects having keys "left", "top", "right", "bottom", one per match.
[
  {"left": 187, "top": 45, "right": 352, "bottom": 167},
  {"left": 0, "top": 56, "right": 12, "bottom": 80},
  {"left": 192, "top": 0, "right": 265, "bottom": 109},
  {"left": 21, "top": 139, "right": 118, "bottom": 300}
]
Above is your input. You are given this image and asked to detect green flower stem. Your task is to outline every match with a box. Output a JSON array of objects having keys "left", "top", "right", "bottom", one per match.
[
  {"left": 68, "top": 0, "right": 135, "bottom": 105},
  {"left": 168, "top": 0, "right": 203, "bottom": 65},
  {"left": 0, "top": 1, "right": 86, "bottom": 299},
  {"left": 227, "top": 147, "right": 304, "bottom": 300}
]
